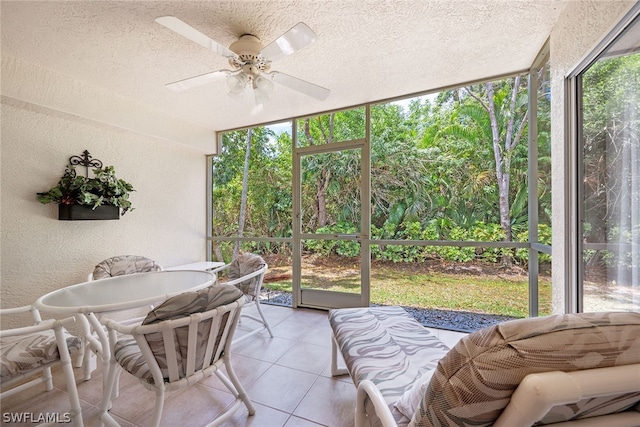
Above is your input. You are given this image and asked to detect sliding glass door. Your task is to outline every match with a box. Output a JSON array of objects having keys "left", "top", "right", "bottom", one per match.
[{"left": 577, "top": 9, "right": 639, "bottom": 312}]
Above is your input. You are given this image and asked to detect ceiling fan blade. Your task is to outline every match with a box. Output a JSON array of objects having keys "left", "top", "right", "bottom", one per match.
[
  {"left": 166, "top": 70, "right": 230, "bottom": 91},
  {"left": 155, "top": 16, "right": 237, "bottom": 59},
  {"left": 260, "top": 22, "right": 317, "bottom": 62},
  {"left": 271, "top": 71, "right": 330, "bottom": 100}
]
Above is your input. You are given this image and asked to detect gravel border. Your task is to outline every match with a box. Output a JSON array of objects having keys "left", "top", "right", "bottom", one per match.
[{"left": 260, "top": 291, "right": 517, "bottom": 333}]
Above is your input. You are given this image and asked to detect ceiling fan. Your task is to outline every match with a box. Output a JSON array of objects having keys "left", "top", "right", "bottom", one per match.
[{"left": 155, "top": 16, "right": 330, "bottom": 104}]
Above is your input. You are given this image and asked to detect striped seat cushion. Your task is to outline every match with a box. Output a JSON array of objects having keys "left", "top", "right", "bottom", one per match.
[
  {"left": 92, "top": 255, "right": 161, "bottom": 280},
  {"left": 0, "top": 330, "right": 81, "bottom": 380},
  {"left": 411, "top": 311, "right": 640, "bottom": 426},
  {"left": 113, "top": 336, "right": 154, "bottom": 384},
  {"left": 329, "top": 307, "right": 450, "bottom": 413},
  {"left": 114, "top": 285, "right": 242, "bottom": 384}
]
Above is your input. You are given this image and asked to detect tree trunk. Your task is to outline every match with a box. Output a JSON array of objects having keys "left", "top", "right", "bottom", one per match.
[
  {"left": 304, "top": 118, "right": 333, "bottom": 229},
  {"left": 210, "top": 180, "right": 225, "bottom": 262},
  {"left": 316, "top": 167, "right": 331, "bottom": 227},
  {"left": 234, "top": 128, "right": 252, "bottom": 258},
  {"left": 213, "top": 244, "right": 224, "bottom": 263},
  {"left": 486, "top": 82, "right": 513, "bottom": 266}
]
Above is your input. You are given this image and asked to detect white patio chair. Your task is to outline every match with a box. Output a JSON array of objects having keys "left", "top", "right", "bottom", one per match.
[
  {"left": 77, "top": 255, "right": 164, "bottom": 371},
  {"left": 0, "top": 305, "right": 84, "bottom": 426},
  {"left": 98, "top": 285, "right": 255, "bottom": 427},
  {"left": 210, "top": 253, "right": 273, "bottom": 344}
]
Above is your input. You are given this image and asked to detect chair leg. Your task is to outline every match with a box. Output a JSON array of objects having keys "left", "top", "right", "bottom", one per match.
[
  {"left": 222, "top": 355, "right": 255, "bottom": 416},
  {"left": 254, "top": 302, "right": 274, "bottom": 337},
  {"left": 232, "top": 302, "right": 274, "bottom": 346},
  {"left": 59, "top": 356, "right": 83, "bottom": 426},
  {"left": 76, "top": 314, "right": 97, "bottom": 381},
  {"left": 99, "top": 356, "right": 122, "bottom": 420},
  {"left": 150, "top": 388, "right": 165, "bottom": 427},
  {"left": 54, "top": 325, "right": 84, "bottom": 427},
  {"left": 42, "top": 366, "right": 54, "bottom": 391},
  {"left": 75, "top": 338, "right": 86, "bottom": 368},
  {"left": 331, "top": 335, "right": 348, "bottom": 376}
]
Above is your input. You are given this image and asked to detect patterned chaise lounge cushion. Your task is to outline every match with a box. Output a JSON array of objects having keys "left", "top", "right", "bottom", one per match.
[
  {"left": 92, "top": 255, "right": 162, "bottom": 280},
  {"left": 113, "top": 285, "right": 242, "bottom": 384},
  {"left": 329, "top": 307, "right": 450, "bottom": 408},
  {"left": 411, "top": 311, "right": 640, "bottom": 427},
  {"left": 226, "top": 253, "right": 266, "bottom": 300},
  {"left": 0, "top": 330, "right": 81, "bottom": 380}
]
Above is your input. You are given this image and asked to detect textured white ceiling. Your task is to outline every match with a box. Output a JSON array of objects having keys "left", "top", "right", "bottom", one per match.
[{"left": 1, "top": 0, "right": 568, "bottom": 135}]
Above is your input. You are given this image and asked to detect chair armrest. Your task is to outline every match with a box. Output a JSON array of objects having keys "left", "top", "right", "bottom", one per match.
[
  {"left": 0, "top": 316, "right": 76, "bottom": 338},
  {"left": 208, "top": 264, "right": 230, "bottom": 274},
  {"left": 356, "top": 380, "right": 398, "bottom": 427},
  {"left": 0, "top": 305, "right": 32, "bottom": 315},
  {"left": 223, "top": 267, "right": 265, "bottom": 287},
  {"left": 101, "top": 317, "right": 139, "bottom": 334},
  {"left": 0, "top": 304, "right": 44, "bottom": 322}
]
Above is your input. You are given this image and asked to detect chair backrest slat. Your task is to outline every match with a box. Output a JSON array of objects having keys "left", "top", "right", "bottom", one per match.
[
  {"left": 202, "top": 314, "right": 222, "bottom": 370},
  {"left": 185, "top": 314, "right": 200, "bottom": 377},
  {"left": 162, "top": 327, "right": 180, "bottom": 382},
  {"left": 215, "top": 312, "right": 233, "bottom": 362}
]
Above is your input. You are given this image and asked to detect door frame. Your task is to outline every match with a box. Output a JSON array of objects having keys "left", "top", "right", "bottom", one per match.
[{"left": 291, "top": 108, "right": 371, "bottom": 309}]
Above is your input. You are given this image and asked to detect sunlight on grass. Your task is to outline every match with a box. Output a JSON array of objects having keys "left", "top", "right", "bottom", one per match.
[
  {"left": 372, "top": 269, "right": 541, "bottom": 317},
  {"left": 264, "top": 266, "right": 552, "bottom": 318}
]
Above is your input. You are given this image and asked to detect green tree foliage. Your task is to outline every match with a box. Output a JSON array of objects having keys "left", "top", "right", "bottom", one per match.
[
  {"left": 298, "top": 109, "right": 365, "bottom": 230},
  {"left": 439, "top": 78, "right": 530, "bottom": 246},
  {"left": 212, "top": 126, "right": 293, "bottom": 250},
  {"left": 371, "top": 103, "right": 433, "bottom": 233},
  {"left": 213, "top": 72, "right": 552, "bottom": 267}
]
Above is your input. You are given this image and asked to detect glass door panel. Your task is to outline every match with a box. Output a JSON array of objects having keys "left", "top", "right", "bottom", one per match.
[
  {"left": 297, "top": 145, "right": 364, "bottom": 308},
  {"left": 579, "top": 13, "right": 640, "bottom": 312}
]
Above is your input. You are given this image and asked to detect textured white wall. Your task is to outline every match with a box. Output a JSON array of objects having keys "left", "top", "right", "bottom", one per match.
[
  {"left": 0, "top": 101, "right": 209, "bottom": 314},
  {"left": 549, "top": 1, "right": 635, "bottom": 313}
]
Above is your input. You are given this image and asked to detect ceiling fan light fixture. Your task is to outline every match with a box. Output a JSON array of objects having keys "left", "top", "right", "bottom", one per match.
[
  {"left": 253, "top": 74, "right": 275, "bottom": 104},
  {"left": 227, "top": 72, "right": 248, "bottom": 99}
]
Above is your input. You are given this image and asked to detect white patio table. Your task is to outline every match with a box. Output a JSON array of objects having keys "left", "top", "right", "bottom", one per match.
[
  {"left": 34, "top": 270, "right": 216, "bottom": 406},
  {"left": 165, "top": 261, "right": 225, "bottom": 271}
]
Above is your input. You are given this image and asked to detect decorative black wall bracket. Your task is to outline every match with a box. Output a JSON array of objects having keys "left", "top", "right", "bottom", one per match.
[{"left": 66, "top": 150, "right": 104, "bottom": 178}]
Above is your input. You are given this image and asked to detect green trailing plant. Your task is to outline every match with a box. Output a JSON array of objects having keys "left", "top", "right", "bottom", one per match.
[{"left": 37, "top": 164, "right": 135, "bottom": 215}]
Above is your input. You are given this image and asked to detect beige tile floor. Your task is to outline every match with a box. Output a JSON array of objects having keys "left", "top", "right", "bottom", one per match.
[{"left": 1, "top": 304, "right": 467, "bottom": 427}]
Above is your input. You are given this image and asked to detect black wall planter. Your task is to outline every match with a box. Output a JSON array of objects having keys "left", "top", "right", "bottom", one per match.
[{"left": 58, "top": 204, "right": 120, "bottom": 221}]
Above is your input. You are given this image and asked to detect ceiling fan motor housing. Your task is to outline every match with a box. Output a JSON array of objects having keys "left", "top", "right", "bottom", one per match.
[{"left": 228, "top": 34, "right": 271, "bottom": 74}]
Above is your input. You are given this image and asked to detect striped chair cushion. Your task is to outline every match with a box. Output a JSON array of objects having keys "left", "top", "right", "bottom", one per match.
[
  {"left": 92, "top": 255, "right": 161, "bottom": 280},
  {"left": 411, "top": 311, "right": 640, "bottom": 426},
  {"left": 0, "top": 330, "right": 81, "bottom": 380},
  {"left": 114, "top": 285, "right": 242, "bottom": 384},
  {"left": 329, "top": 306, "right": 451, "bottom": 424},
  {"left": 227, "top": 253, "right": 266, "bottom": 300}
]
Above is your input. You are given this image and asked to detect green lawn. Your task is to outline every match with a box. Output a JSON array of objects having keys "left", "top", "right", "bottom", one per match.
[{"left": 264, "top": 262, "right": 552, "bottom": 318}]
